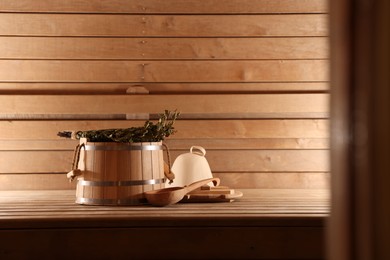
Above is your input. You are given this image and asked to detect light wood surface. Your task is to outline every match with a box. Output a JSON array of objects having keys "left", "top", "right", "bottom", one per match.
[
  {"left": 74, "top": 141, "right": 165, "bottom": 205},
  {"left": 0, "top": 137, "right": 329, "bottom": 151},
  {"left": 0, "top": 138, "right": 330, "bottom": 151},
  {"left": 0, "top": 189, "right": 329, "bottom": 225},
  {"left": 0, "top": 94, "right": 330, "bottom": 115},
  {"left": 0, "top": 150, "right": 329, "bottom": 173},
  {"left": 144, "top": 178, "right": 221, "bottom": 206},
  {"left": 0, "top": 189, "right": 329, "bottom": 259},
  {"left": 0, "top": 119, "right": 329, "bottom": 139},
  {"left": 0, "top": 0, "right": 328, "bottom": 14},
  {"left": 0, "top": 60, "right": 329, "bottom": 82},
  {"left": 0, "top": 37, "right": 329, "bottom": 60},
  {"left": 0, "top": 1, "right": 332, "bottom": 256},
  {"left": 0, "top": 14, "right": 328, "bottom": 37},
  {"left": 0, "top": 0, "right": 330, "bottom": 191},
  {"left": 149, "top": 149, "right": 325, "bottom": 172}
]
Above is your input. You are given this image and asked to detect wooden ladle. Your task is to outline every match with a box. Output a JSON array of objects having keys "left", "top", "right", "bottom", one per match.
[{"left": 144, "top": 177, "right": 220, "bottom": 207}]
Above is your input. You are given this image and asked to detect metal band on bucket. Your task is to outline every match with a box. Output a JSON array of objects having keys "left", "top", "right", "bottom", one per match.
[
  {"left": 78, "top": 178, "right": 165, "bottom": 187},
  {"left": 76, "top": 197, "right": 147, "bottom": 205},
  {"left": 84, "top": 144, "right": 162, "bottom": 151}
]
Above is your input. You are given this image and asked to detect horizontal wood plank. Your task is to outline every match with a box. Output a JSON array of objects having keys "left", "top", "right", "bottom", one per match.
[
  {"left": 0, "top": 60, "right": 329, "bottom": 82},
  {"left": 163, "top": 138, "right": 329, "bottom": 150},
  {"left": 183, "top": 150, "right": 330, "bottom": 172},
  {"left": 0, "top": 119, "right": 329, "bottom": 140},
  {"left": 0, "top": 151, "right": 73, "bottom": 173},
  {"left": 0, "top": 37, "right": 329, "bottom": 60},
  {"left": 0, "top": 82, "right": 330, "bottom": 94},
  {"left": 0, "top": 14, "right": 328, "bottom": 37},
  {"left": 0, "top": 173, "right": 329, "bottom": 190},
  {"left": 0, "top": 138, "right": 330, "bottom": 151},
  {"left": 0, "top": 94, "right": 330, "bottom": 116},
  {"left": 172, "top": 119, "right": 330, "bottom": 139},
  {"left": 0, "top": 174, "right": 75, "bottom": 190},
  {"left": 0, "top": 150, "right": 329, "bottom": 173},
  {"left": 213, "top": 172, "right": 330, "bottom": 189},
  {"left": 0, "top": 0, "right": 328, "bottom": 14}
]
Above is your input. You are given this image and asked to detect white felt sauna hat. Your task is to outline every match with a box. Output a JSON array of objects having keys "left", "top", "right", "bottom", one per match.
[{"left": 166, "top": 146, "right": 214, "bottom": 188}]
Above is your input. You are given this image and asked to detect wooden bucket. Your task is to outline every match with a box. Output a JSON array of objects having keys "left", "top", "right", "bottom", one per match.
[{"left": 73, "top": 138, "right": 166, "bottom": 205}]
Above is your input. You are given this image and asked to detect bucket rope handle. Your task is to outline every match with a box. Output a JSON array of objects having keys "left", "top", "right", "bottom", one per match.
[
  {"left": 162, "top": 142, "right": 175, "bottom": 184},
  {"left": 67, "top": 143, "right": 85, "bottom": 182}
]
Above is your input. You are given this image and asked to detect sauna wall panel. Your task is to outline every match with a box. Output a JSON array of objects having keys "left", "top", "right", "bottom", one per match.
[
  {"left": 0, "top": 37, "right": 329, "bottom": 60},
  {"left": 0, "top": 94, "right": 329, "bottom": 116},
  {"left": 0, "top": 0, "right": 329, "bottom": 190},
  {"left": 0, "top": 60, "right": 329, "bottom": 82},
  {"left": 0, "top": 120, "right": 330, "bottom": 140},
  {"left": 0, "top": 0, "right": 328, "bottom": 14},
  {"left": 0, "top": 14, "right": 328, "bottom": 37}
]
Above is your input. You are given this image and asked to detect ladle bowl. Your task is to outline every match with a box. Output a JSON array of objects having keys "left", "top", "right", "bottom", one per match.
[{"left": 144, "top": 177, "right": 220, "bottom": 206}]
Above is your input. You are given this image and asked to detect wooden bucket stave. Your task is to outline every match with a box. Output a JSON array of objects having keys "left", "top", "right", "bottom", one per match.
[{"left": 75, "top": 139, "right": 165, "bottom": 205}]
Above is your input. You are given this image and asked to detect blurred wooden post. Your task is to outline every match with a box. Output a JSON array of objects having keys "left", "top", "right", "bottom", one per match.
[{"left": 329, "top": 0, "right": 390, "bottom": 259}]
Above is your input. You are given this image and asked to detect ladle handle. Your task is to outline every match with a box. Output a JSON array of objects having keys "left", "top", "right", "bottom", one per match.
[{"left": 183, "top": 178, "right": 220, "bottom": 194}]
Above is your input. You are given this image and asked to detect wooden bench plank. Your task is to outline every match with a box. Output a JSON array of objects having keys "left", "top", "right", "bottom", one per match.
[
  {"left": 0, "top": 189, "right": 329, "bottom": 225},
  {"left": 0, "top": 188, "right": 329, "bottom": 259}
]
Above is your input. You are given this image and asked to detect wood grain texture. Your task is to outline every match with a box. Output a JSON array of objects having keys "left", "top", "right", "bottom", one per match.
[
  {"left": 0, "top": 150, "right": 329, "bottom": 173},
  {"left": 0, "top": 151, "right": 73, "bottom": 173},
  {"left": 0, "top": 94, "right": 330, "bottom": 116},
  {"left": 0, "top": 60, "right": 329, "bottom": 82},
  {"left": 0, "top": 174, "right": 75, "bottom": 190},
  {"left": 0, "top": 0, "right": 328, "bottom": 14},
  {"left": 0, "top": 0, "right": 331, "bottom": 193},
  {"left": 0, "top": 14, "right": 328, "bottom": 37},
  {"left": 0, "top": 189, "right": 328, "bottom": 259},
  {"left": 0, "top": 37, "right": 329, "bottom": 60},
  {"left": 0, "top": 138, "right": 330, "bottom": 151},
  {"left": 166, "top": 138, "right": 330, "bottom": 150},
  {"left": 0, "top": 119, "right": 329, "bottom": 140},
  {"left": 213, "top": 172, "right": 330, "bottom": 189},
  {"left": 199, "top": 150, "right": 330, "bottom": 172},
  {"left": 0, "top": 189, "right": 329, "bottom": 221}
]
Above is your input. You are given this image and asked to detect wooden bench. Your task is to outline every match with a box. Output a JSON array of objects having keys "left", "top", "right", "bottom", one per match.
[{"left": 0, "top": 189, "right": 329, "bottom": 259}]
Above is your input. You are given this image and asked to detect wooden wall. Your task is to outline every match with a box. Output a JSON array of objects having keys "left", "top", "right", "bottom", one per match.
[{"left": 0, "top": 0, "right": 329, "bottom": 190}]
